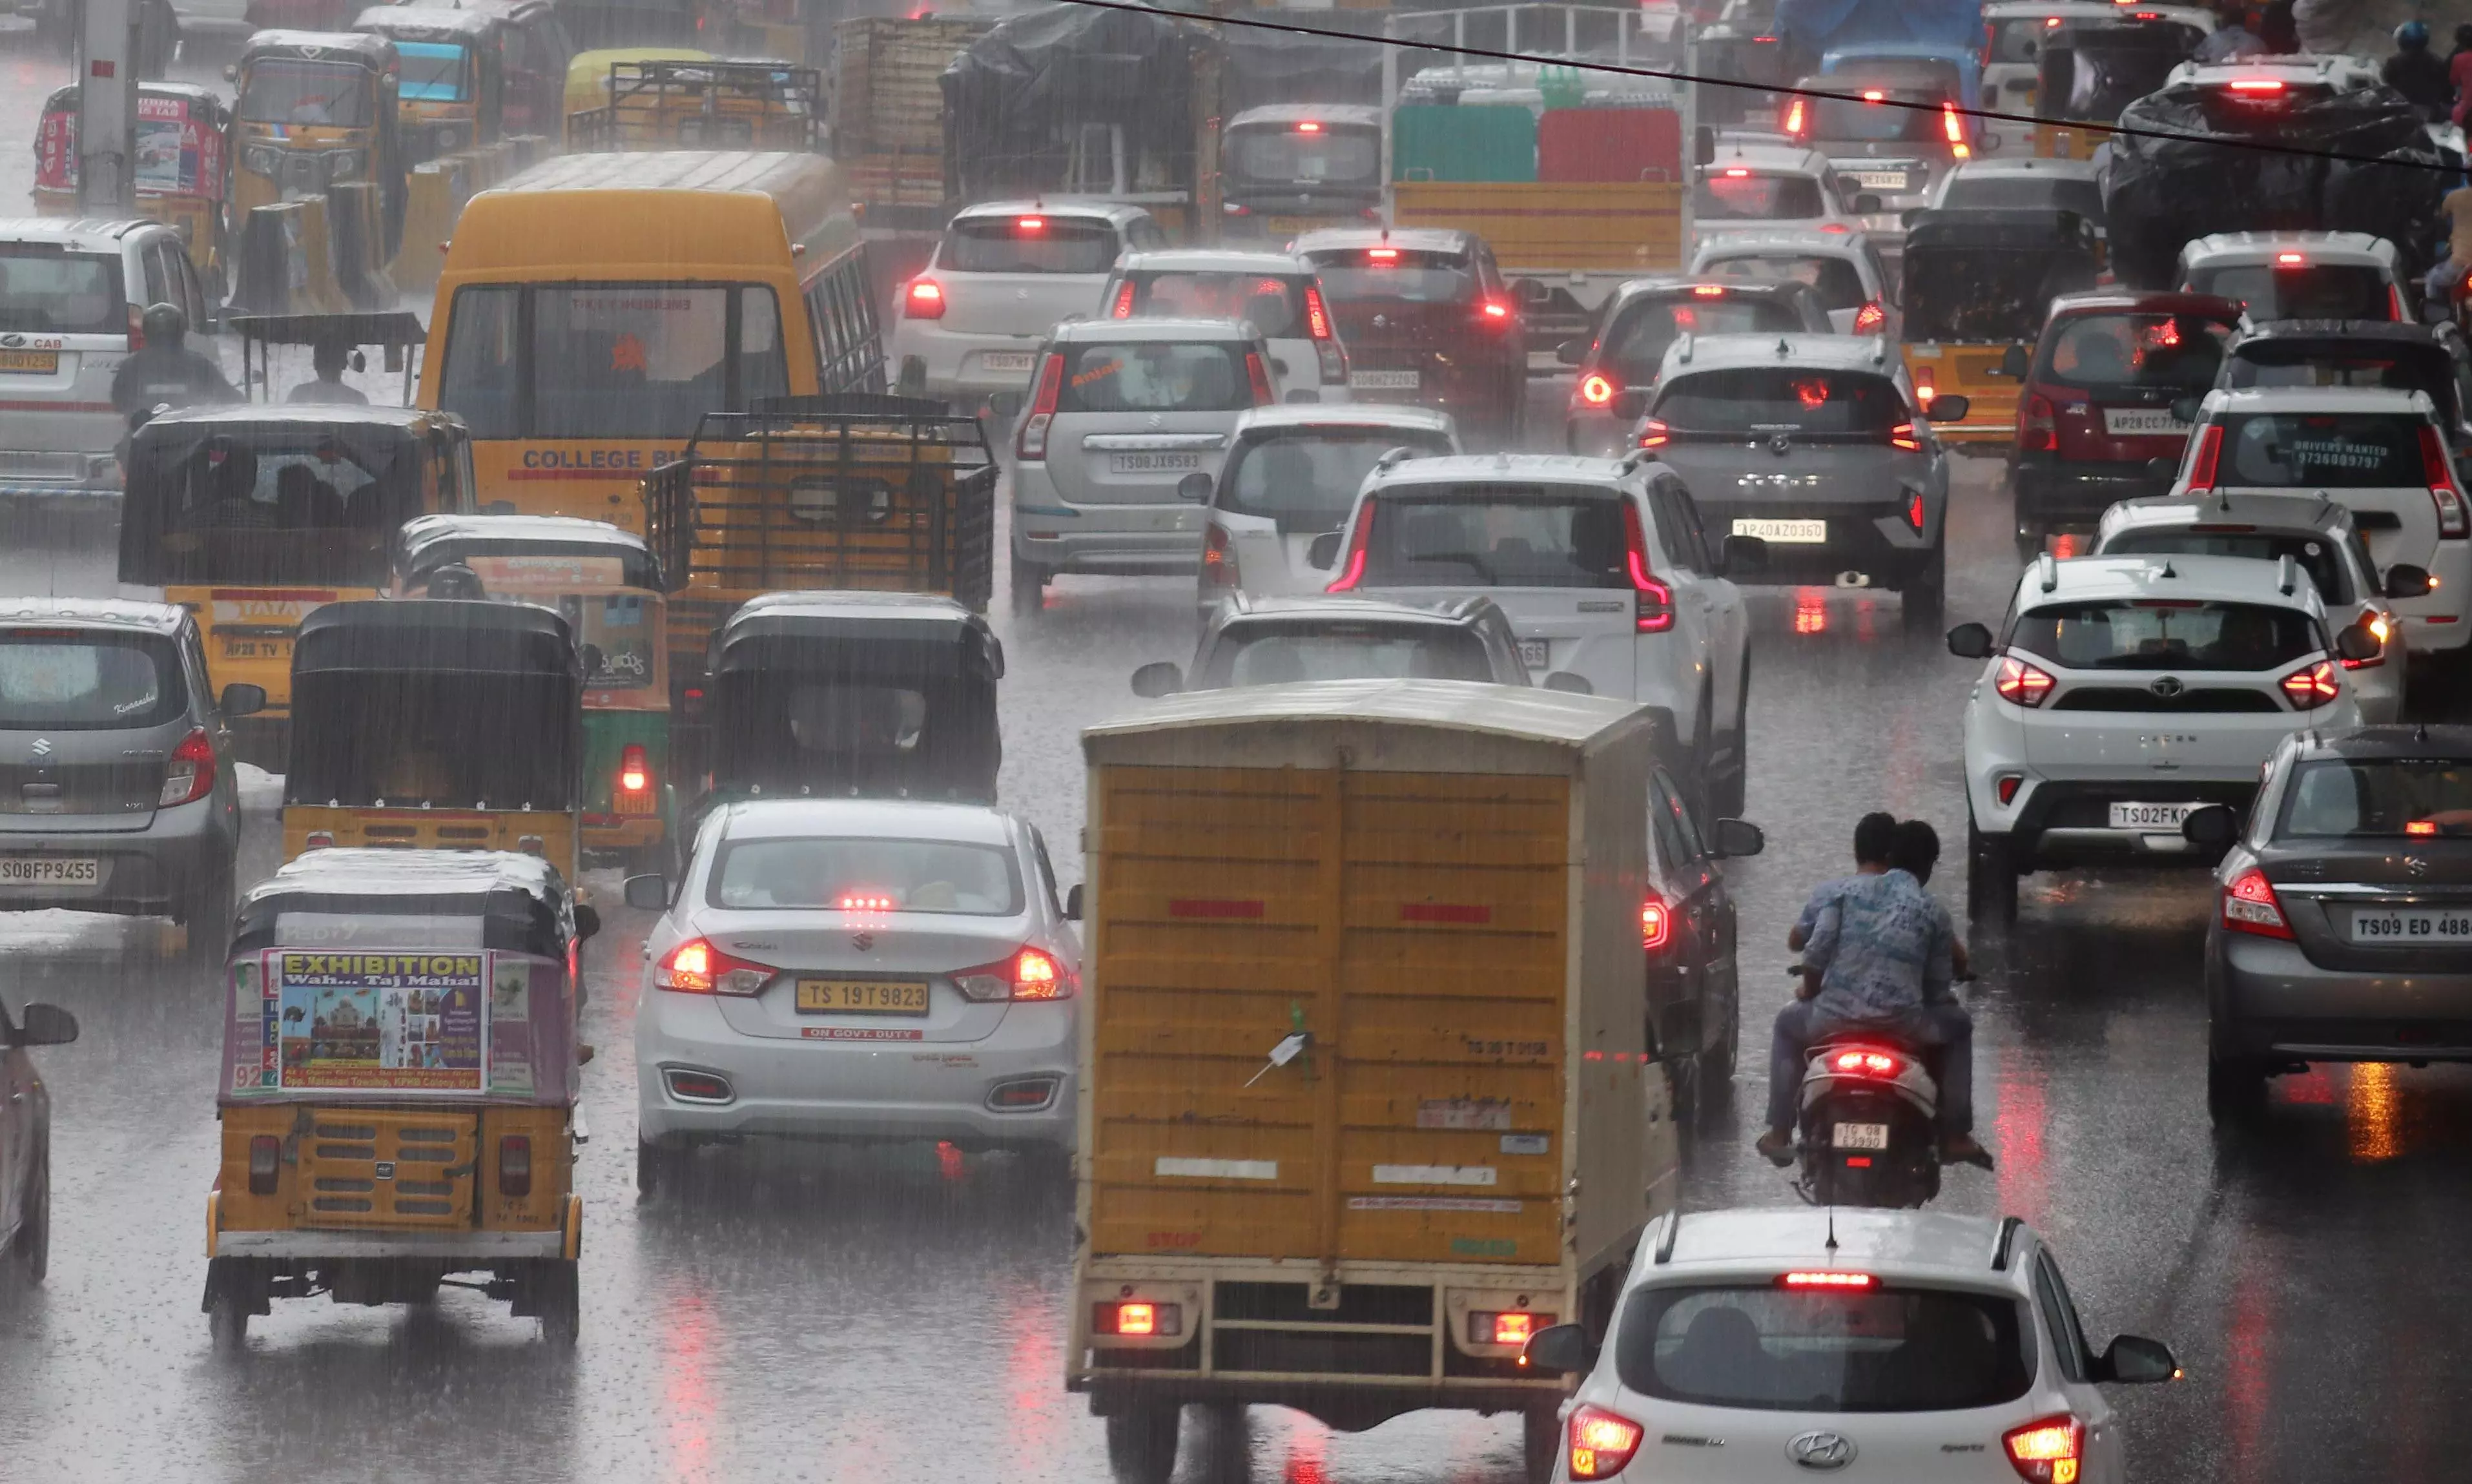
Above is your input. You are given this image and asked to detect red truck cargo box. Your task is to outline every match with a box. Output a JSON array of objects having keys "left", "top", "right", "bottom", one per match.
[{"left": 1537, "top": 108, "right": 1682, "bottom": 183}]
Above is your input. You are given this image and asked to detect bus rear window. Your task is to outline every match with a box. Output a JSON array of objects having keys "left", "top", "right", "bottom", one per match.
[
  {"left": 437, "top": 282, "right": 790, "bottom": 440},
  {"left": 942, "top": 218, "right": 1120, "bottom": 274}
]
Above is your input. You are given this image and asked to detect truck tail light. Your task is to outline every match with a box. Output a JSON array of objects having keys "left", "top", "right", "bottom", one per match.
[
  {"left": 247, "top": 1133, "right": 280, "bottom": 1195},
  {"left": 2185, "top": 422, "right": 2223, "bottom": 491},
  {"left": 1109, "top": 280, "right": 1137, "bottom": 318},
  {"left": 2279, "top": 659, "right": 2339, "bottom": 709},
  {"left": 2420, "top": 424, "right": 2467, "bottom": 537},
  {"left": 1092, "top": 1300, "right": 1182, "bottom": 1337},
  {"left": 1782, "top": 98, "right": 1806, "bottom": 136},
  {"left": 2223, "top": 867, "right": 2291, "bottom": 939},
  {"left": 160, "top": 727, "right": 216, "bottom": 806},
  {"left": 954, "top": 945, "right": 1073, "bottom": 1002},
  {"left": 1468, "top": 1310, "right": 1552, "bottom": 1345},
  {"left": 1325, "top": 495, "right": 1375, "bottom": 592},
  {"left": 1567, "top": 1405, "right": 1645, "bottom": 1480},
  {"left": 2003, "top": 1414, "right": 2085, "bottom": 1483},
  {"left": 903, "top": 278, "right": 945, "bottom": 320},
  {"left": 499, "top": 1134, "right": 532, "bottom": 1197},
  {"left": 617, "top": 743, "right": 652, "bottom": 796},
  {"left": 2019, "top": 391, "right": 2057, "bottom": 453},
  {"left": 1995, "top": 655, "right": 2055, "bottom": 706},
  {"left": 1641, "top": 892, "right": 1670, "bottom": 950},
  {"left": 1200, "top": 522, "right": 1239, "bottom": 590},
  {"left": 1623, "top": 499, "right": 1673, "bottom": 632},
  {"left": 1015, "top": 353, "right": 1064, "bottom": 460},
  {"left": 656, "top": 938, "right": 774, "bottom": 996},
  {"left": 1943, "top": 99, "right": 1970, "bottom": 158}
]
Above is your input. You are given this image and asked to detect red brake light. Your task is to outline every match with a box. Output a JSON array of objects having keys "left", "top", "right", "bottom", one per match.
[
  {"left": 1692, "top": 283, "right": 1726, "bottom": 297},
  {"left": 1903, "top": 488, "right": 1926, "bottom": 527},
  {"left": 1783, "top": 98, "right": 1806, "bottom": 135},
  {"left": 2003, "top": 1415, "right": 2086, "bottom": 1483},
  {"left": 2185, "top": 422, "right": 2223, "bottom": 490},
  {"left": 2409, "top": 819, "right": 2438, "bottom": 836},
  {"left": 1116, "top": 1301, "right": 1156, "bottom": 1334},
  {"left": 1829, "top": 1049, "right": 1901, "bottom": 1078},
  {"left": 1093, "top": 1299, "right": 1182, "bottom": 1336},
  {"left": 127, "top": 302, "right": 145, "bottom": 350},
  {"left": 1891, "top": 422, "right": 1922, "bottom": 453},
  {"left": 956, "top": 945, "right": 1074, "bottom": 1002},
  {"left": 1015, "top": 215, "right": 1045, "bottom": 233},
  {"left": 1782, "top": 1270, "right": 1877, "bottom": 1288},
  {"left": 1109, "top": 280, "right": 1137, "bottom": 318},
  {"left": 837, "top": 892, "right": 896, "bottom": 911},
  {"left": 2223, "top": 867, "right": 2291, "bottom": 939},
  {"left": 1295, "top": 120, "right": 1322, "bottom": 133},
  {"left": 1201, "top": 522, "right": 1239, "bottom": 589},
  {"left": 1580, "top": 372, "right": 1616, "bottom": 406},
  {"left": 1567, "top": 1405, "right": 1645, "bottom": 1481},
  {"left": 2274, "top": 251, "right": 2305, "bottom": 265},
  {"left": 2019, "top": 391, "right": 2056, "bottom": 454},
  {"left": 1942, "top": 100, "right": 1968, "bottom": 157},
  {"left": 1723, "top": 166, "right": 1751, "bottom": 178},
  {"left": 1478, "top": 297, "right": 1512, "bottom": 324},
  {"left": 1016, "top": 353, "right": 1065, "bottom": 460},
  {"left": 1303, "top": 283, "right": 1334, "bottom": 340},
  {"left": 1244, "top": 350, "right": 1275, "bottom": 405},
  {"left": 2227, "top": 78, "right": 2285, "bottom": 94},
  {"left": 1326, "top": 495, "right": 1375, "bottom": 592},
  {"left": 2419, "top": 424, "right": 2467, "bottom": 537},
  {"left": 2280, "top": 659, "right": 2340, "bottom": 710},
  {"left": 1366, "top": 246, "right": 1400, "bottom": 262},
  {"left": 904, "top": 278, "right": 945, "bottom": 320},
  {"left": 1995, "top": 655, "right": 2055, "bottom": 707},
  {"left": 1637, "top": 418, "right": 1670, "bottom": 449},
  {"left": 1997, "top": 773, "right": 2024, "bottom": 805},
  {"left": 617, "top": 742, "right": 651, "bottom": 795},
  {"left": 160, "top": 726, "right": 216, "bottom": 807},
  {"left": 247, "top": 1133, "right": 280, "bottom": 1195},
  {"left": 499, "top": 1134, "right": 531, "bottom": 1198},
  {"left": 1622, "top": 499, "right": 1673, "bottom": 632},
  {"left": 1641, "top": 892, "right": 1669, "bottom": 950},
  {"left": 1853, "top": 300, "right": 1885, "bottom": 333},
  {"left": 1862, "top": 88, "right": 1885, "bottom": 102},
  {"left": 657, "top": 938, "right": 774, "bottom": 996}
]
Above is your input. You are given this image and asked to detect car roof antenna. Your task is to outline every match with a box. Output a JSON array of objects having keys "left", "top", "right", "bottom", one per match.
[{"left": 1824, "top": 1203, "right": 1839, "bottom": 1257}]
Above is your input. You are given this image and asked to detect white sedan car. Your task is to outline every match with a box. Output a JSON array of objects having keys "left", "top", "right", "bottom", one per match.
[{"left": 630, "top": 799, "right": 1082, "bottom": 1191}]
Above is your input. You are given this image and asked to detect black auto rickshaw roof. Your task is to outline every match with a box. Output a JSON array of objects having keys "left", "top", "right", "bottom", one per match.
[
  {"left": 242, "top": 30, "right": 399, "bottom": 67},
  {"left": 1902, "top": 207, "right": 2099, "bottom": 254},
  {"left": 294, "top": 599, "right": 581, "bottom": 679},
  {"left": 712, "top": 592, "right": 1003, "bottom": 679},
  {"left": 2232, "top": 318, "right": 2457, "bottom": 360},
  {"left": 353, "top": 6, "right": 504, "bottom": 40},
  {"left": 232, "top": 848, "right": 572, "bottom": 958}
]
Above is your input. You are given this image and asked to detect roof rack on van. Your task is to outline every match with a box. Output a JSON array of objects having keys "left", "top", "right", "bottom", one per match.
[
  {"left": 1675, "top": 332, "right": 1696, "bottom": 364},
  {"left": 1653, "top": 1211, "right": 1681, "bottom": 1264}
]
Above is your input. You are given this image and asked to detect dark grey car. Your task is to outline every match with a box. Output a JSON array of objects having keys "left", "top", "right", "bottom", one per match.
[{"left": 0, "top": 600, "right": 261, "bottom": 953}]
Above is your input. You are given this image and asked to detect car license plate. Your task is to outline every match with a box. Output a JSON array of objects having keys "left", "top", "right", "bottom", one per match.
[
  {"left": 1732, "top": 517, "right": 1827, "bottom": 544},
  {"left": 0, "top": 349, "right": 59, "bottom": 375},
  {"left": 796, "top": 978, "right": 929, "bottom": 1015},
  {"left": 221, "top": 636, "right": 293, "bottom": 661},
  {"left": 2349, "top": 908, "right": 2472, "bottom": 943},
  {"left": 1848, "top": 170, "right": 1908, "bottom": 190},
  {"left": 1352, "top": 369, "right": 1420, "bottom": 391},
  {"left": 1109, "top": 451, "right": 1204, "bottom": 473},
  {"left": 1833, "top": 1122, "right": 1890, "bottom": 1150},
  {"left": 980, "top": 351, "right": 1037, "bottom": 374},
  {"left": 1518, "top": 638, "right": 1550, "bottom": 669},
  {"left": 2103, "top": 406, "right": 2190, "bottom": 437},
  {"left": 0, "top": 857, "right": 99, "bottom": 885},
  {"left": 2108, "top": 802, "right": 2198, "bottom": 829}
]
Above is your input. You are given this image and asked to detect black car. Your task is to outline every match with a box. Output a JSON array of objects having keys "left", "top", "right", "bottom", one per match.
[
  {"left": 0, "top": 600, "right": 262, "bottom": 958},
  {"left": 2192, "top": 725, "right": 2472, "bottom": 1120},
  {"left": 1645, "top": 759, "right": 1764, "bottom": 1120},
  {"left": 1559, "top": 276, "right": 1836, "bottom": 455},
  {"left": 1293, "top": 227, "right": 1529, "bottom": 446}
]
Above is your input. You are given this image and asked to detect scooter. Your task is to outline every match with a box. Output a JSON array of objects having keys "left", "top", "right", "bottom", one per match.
[{"left": 1781, "top": 966, "right": 1956, "bottom": 1208}]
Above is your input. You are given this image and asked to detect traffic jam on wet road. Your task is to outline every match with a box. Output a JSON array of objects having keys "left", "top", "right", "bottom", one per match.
[{"left": 4, "top": 0, "right": 2472, "bottom": 1480}]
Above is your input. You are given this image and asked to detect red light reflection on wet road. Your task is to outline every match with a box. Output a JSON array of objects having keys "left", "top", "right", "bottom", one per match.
[
  {"left": 1794, "top": 588, "right": 1828, "bottom": 634},
  {"left": 662, "top": 1289, "right": 720, "bottom": 1483},
  {"left": 1993, "top": 1045, "right": 2049, "bottom": 1229}
]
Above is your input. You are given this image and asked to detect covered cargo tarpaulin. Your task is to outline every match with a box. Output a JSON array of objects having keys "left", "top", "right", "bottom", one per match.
[
  {"left": 939, "top": 1, "right": 1200, "bottom": 202},
  {"left": 1224, "top": 10, "right": 1386, "bottom": 112},
  {"left": 1776, "top": 0, "right": 1983, "bottom": 61},
  {"left": 2103, "top": 79, "right": 2449, "bottom": 289}
]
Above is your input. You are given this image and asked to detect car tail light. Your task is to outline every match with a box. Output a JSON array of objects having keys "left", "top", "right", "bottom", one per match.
[
  {"left": 2389, "top": 282, "right": 2411, "bottom": 322},
  {"left": 2185, "top": 421, "right": 2223, "bottom": 491},
  {"left": 1942, "top": 99, "right": 1970, "bottom": 158},
  {"left": 127, "top": 302, "right": 145, "bottom": 350},
  {"left": 1622, "top": 499, "right": 1674, "bottom": 632},
  {"left": 955, "top": 945, "right": 1073, "bottom": 1002},
  {"left": 2280, "top": 659, "right": 2339, "bottom": 710},
  {"left": 1015, "top": 352, "right": 1064, "bottom": 460},
  {"left": 1478, "top": 297, "right": 1513, "bottom": 325},
  {"left": 1245, "top": 349, "right": 1275, "bottom": 405},
  {"left": 2019, "top": 391, "right": 2057, "bottom": 453},
  {"left": 1641, "top": 892, "right": 1669, "bottom": 950},
  {"left": 1200, "top": 522, "right": 1239, "bottom": 590},
  {"left": 904, "top": 278, "right": 945, "bottom": 320},
  {"left": 1222, "top": 201, "right": 1251, "bottom": 216},
  {"left": 247, "top": 1133, "right": 280, "bottom": 1195},
  {"left": 1913, "top": 366, "right": 1937, "bottom": 407},
  {"left": 1782, "top": 98, "right": 1806, "bottom": 136},
  {"left": 1891, "top": 422, "right": 1922, "bottom": 453},
  {"left": 499, "top": 1134, "right": 531, "bottom": 1198},
  {"left": 1325, "top": 495, "right": 1375, "bottom": 592},
  {"left": 1995, "top": 655, "right": 2055, "bottom": 706},
  {"left": 1567, "top": 1405, "right": 1645, "bottom": 1480},
  {"left": 1782, "top": 1270, "right": 1877, "bottom": 1288},
  {"left": 160, "top": 727, "right": 215, "bottom": 806},
  {"left": 2419, "top": 424, "right": 2467, "bottom": 537},
  {"left": 1015, "top": 215, "right": 1045, "bottom": 233},
  {"left": 656, "top": 938, "right": 774, "bottom": 996},
  {"left": 1092, "top": 1300, "right": 1183, "bottom": 1337},
  {"left": 2223, "top": 867, "right": 2292, "bottom": 940},
  {"left": 1304, "top": 285, "right": 1334, "bottom": 339},
  {"left": 1109, "top": 280, "right": 1137, "bottom": 318},
  {"left": 1469, "top": 1310, "right": 1552, "bottom": 1345},
  {"left": 1997, "top": 773, "right": 2024, "bottom": 805},
  {"left": 2226, "top": 77, "right": 2285, "bottom": 95},
  {"left": 1829, "top": 1049, "right": 1901, "bottom": 1077},
  {"left": 2003, "top": 1415, "right": 2086, "bottom": 1483},
  {"left": 1366, "top": 246, "right": 1399, "bottom": 262},
  {"left": 1580, "top": 372, "right": 1616, "bottom": 406},
  {"left": 1853, "top": 300, "right": 1886, "bottom": 333},
  {"left": 1692, "top": 283, "right": 1725, "bottom": 297},
  {"left": 1636, "top": 418, "right": 1670, "bottom": 449},
  {"left": 617, "top": 742, "right": 652, "bottom": 796}
]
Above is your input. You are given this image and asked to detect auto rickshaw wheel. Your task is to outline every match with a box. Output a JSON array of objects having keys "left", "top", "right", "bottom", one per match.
[
  {"left": 205, "top": 1259, "right": 254, "bottom": 1352},
  {"left": 535, "top": 1260, "right": 581, "bottom": 1346}
]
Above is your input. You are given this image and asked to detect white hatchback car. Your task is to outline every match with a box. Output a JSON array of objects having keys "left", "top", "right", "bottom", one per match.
[
  {"left": 1098, "top": 249, "right": 1351, "bottom": 400},
  {"left": 1687, "top": 229, "right": 1892, "bottom": 335},
  {"left": 629, "top": 798, "right": 1083, "bottom": 1191},
  {"left": 1197, "top": 402, "right": 1457, "bottom": 617},
  {"left": 1691, "top": 140, "right": 1869, "bottom": 251},
  {"left": 2169, "top": 386, "right": 2471, "bottom": 663},
  {"left": 1949, "top": 553, "right": 2373, "bottom": 922},
  {"left": 2175, "top": 231, "right": 2411, "bottom": 322},
  {"left": 887, "top": 199, "right": 1167, "bottom": 409},
  {"left": 1011, "top": 316, "right": 1284, "bottom": 614},
  {"left": 1525, "top": 1208, "right": 2178, "bottom": 1484}
]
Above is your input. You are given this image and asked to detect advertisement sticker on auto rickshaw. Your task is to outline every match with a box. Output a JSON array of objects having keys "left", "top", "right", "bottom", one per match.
[{"left": 229, "top": 949, "right": 559, "bottom": 1098}]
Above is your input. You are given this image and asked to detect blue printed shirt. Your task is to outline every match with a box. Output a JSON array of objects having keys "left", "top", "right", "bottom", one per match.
[{"left": 1802, "top": 868, "right": 1955, "bottom": 1032}]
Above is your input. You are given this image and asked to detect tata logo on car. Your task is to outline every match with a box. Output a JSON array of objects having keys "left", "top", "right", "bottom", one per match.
[{"left": 1786, "top": 1431, "right": 1856, "bottom": 1470}]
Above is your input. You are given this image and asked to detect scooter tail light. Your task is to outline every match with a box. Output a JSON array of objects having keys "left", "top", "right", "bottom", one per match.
[
  {"left": 1325, "top": 495, "right": 1375, "bottom": 592},
  {"left": 1622, "top": 499, "right": 1674, "bottom": 632},
  {"left": 1828, "top": 1048, "right": 1902, "bottom": 1077},
  {"left": 2003, "top": 1414, "right": 2085, "bottom": 1483},
  {"left": 1567, "top": 1405, "right": 1645, "bottom": 1481},
  {"left": 1015, "top": 352, "right": 1064, "bottom": 460},
  {"left": 2223, "top": 867, "right": 2292, "bottom": 940}
]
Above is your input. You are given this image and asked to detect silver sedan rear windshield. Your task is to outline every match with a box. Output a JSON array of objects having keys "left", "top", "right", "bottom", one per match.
[
  {"left": 2278, "top": 758, "right": 2472, "bottom": 838},
  {"left": 2011, "top": 599, "right": 2321, "bottom": 672},
  {"left": 708, "top": 836, "right": 1024, "bottom": 915},
  {"left": 1614, "top": 1282, "right": 2034, "bottom": 1413}
]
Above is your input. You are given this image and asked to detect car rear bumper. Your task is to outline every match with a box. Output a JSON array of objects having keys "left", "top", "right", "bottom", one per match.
[
  {"left": 1693, "top": 496, "right": 1937, "bottom": 586},
  {"left": 0, "top": 799, "right": 237, "bottom": 914},
  {"left": 2216, "top": 933, "right": 2472, "bottom": 1058},
  {"left": 2013, "top": 457, "right": 2174, "bottom": 530},
  {"left": 1987, "top": 777, "right": 2260, "bottom": 870},
  {"left": 1014, "top": 466, "right": 1205, "bottom": 576},
  {"left": 887, "top": 322, "right": 1045, "bottom": 403}
]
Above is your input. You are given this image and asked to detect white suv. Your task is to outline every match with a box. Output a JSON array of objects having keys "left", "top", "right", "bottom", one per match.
[
  {"left": 1323, "top": 451, "right": 1757, "bottom": 813},
  {"left": 2175, "top": 231, "right": 2410, "bottom": 322},
  {"left": 2168, "top": 386, "right": 2470, "bottom": 663},
  {"left": 1950, "top": 553, "right": 2373, "bottom": 922},
  {"left": 888, "top": 200, "right": 1166, "bottom": 409},
  {"left": 1525, "top": 1208, "right": 2179, "bottom": 1484},
  {"left": 1691, "top": 139, "right": 1868, "bottom": 252}
]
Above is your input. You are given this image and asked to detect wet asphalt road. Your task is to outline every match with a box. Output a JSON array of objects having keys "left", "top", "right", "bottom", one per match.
[{"left": 5, "top": 36, "right": 2472, "bottom": 1484}]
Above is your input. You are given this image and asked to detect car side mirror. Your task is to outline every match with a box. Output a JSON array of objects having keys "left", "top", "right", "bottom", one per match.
[
  {"left": 1718, "top": 532, "right": 1768, "bottom": 575},
  {"left": 2385, "top": 562, "right": 2434, "bottom": 599},
  {"left": 572, "top": 903, "right": 601, "bottom": 941},
  {"left": 2180, "top": 804, "right": 2238, "bottom": 849},
  {"left": 623, "top": 873, "right": 670, "bottom": 911},
  {"left": 1946, "top": 621, "right": 1995, "bottom": 659},
  {"left": 1522, "top": 1322, "right": 1597, "bottom": 1374},
  {"left": 1998, "top": 344, "right": 2032, "bottom": 379},
  {"left": 1176, "top": 471, "right": 1213, "bottom": 502},
  {"left": 13, "top": 1002, "right": 77, "bottom": 1048},
  {"left": 1612, "top": 388, "right": 1651, "bottom": 420},
  {"left": 2335, "top": 621, "right": 2382, "bottom": 663},
  {"left": 1306, "top": 531, "right": 1344, "bottom": 570},
  {"left": 2094, "top": 1334, "right": 2179, "bottom": 1385},
  {"left": 1541, "top": 670, "right": 1594, "bottom": 695},
  {"left": 220, "top": 682, "right": 267, "bottom": 718},
  {"left": 1131, "top": 661, "right": 1184, "bottom": 698},
  {"left": 1852, "top": 192, "right": 1883, "bottom": 216},
  {"left": 1693, "top": 123, "right": 1716, "bottom": 166},
  {"left": 1711, "top": 817, "right": 1766, "bottom": 858},
  {"left": 2169, "top": 396, "right": 2201, "bottom": 424},
  {"left": 1557, "top": 338, "right": 1589, "bottom": 366},
  {"left": 1064, "top": 882, "right": 1084, "bottom": 921},
  {"left": 1928, "top": 393, "right": 1970, "bottom": 423}
]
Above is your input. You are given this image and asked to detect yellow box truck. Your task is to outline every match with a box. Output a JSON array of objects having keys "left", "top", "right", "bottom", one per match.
[{"left": 1067, "top": 680, "right": 1682, "bottom": 1483}]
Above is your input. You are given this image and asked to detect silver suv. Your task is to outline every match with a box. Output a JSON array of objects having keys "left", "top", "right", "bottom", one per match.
[{"left": 0, "top": 600, "right": 263, "bottom": 956}]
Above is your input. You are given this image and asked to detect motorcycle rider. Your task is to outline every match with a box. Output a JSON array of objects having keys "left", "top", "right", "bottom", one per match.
[
  {"left": 1757, "top": 816, "right": 1992, "bottom": 1171},
  {"left": 2383, "top": 21, "right": 2454, "bottom": 122},
  {"left": 110, "top": 302, "right": 240, "bottom": 417}
]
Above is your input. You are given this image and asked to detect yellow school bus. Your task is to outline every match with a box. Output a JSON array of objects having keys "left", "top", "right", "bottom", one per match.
[{"left": 416, "top": 150, "right": 884, "bottom": 531}]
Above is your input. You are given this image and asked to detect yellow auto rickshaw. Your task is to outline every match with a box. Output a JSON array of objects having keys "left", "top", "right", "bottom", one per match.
[
  {"left": 561, "top": 45, "right": 709, "bottom": 149},
  {"left": 204, "top": 847, "right": 595, "bottom": 1350},
  {"left": 231, "top": 30, "right": 404, "bottom": 256},
  {"left": 353, "top": 5, "right": 506, "bottom": 166},
  {"left": 32, "top": 83, "right": 238, "bottom": 296},
  {"left": 1899, "top": 207, "right": 2101, "bottom": 448},
  {"left": 566, "top": 55, "right": 822, "bottom": 151},
  {"left": 280, "top": 599, "right": 586, "bottom": 883}
]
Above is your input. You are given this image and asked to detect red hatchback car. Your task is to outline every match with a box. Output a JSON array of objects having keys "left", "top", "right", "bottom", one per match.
[{"left": 2011, "top": 290, "right": 2245, "bottom": 561}]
